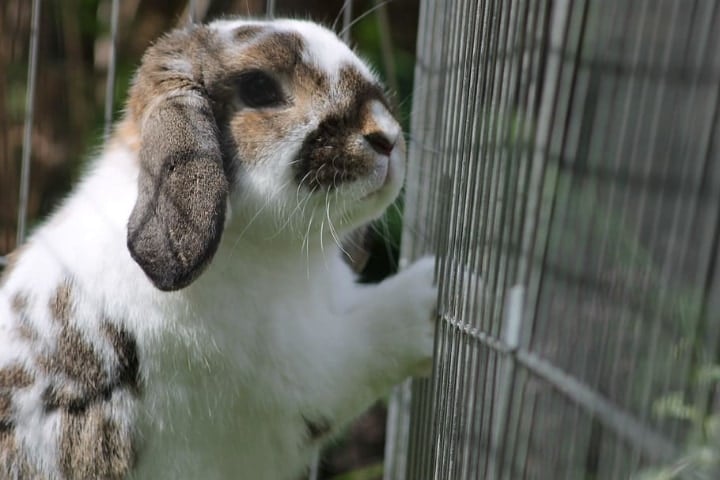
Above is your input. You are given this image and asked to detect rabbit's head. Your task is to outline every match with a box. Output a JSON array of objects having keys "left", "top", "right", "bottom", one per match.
[{"left": 124, "top": 19, "right": 405, "bottom": 291}]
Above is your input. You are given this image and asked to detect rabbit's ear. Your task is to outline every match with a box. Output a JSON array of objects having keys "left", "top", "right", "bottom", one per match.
[{"left": 127, "top": 91, "right": 228, "bottom": 291}]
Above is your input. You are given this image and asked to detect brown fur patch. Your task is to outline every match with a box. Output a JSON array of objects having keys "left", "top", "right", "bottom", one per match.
[
  {"left": 59, "top": 405, "right": 134, "bottom": 479},
  {"left": 336, "top": 67, "right": 388, "bottom": 112},
  {"left": 0, "top": 394, "right": 11, "bottom": 430},
  {"left": 9, "top": 292, "right": 37, "bottom": 341},
  {"left": 49, "top": 280, "right": 73, "bottom": 324},
  {"left": 227, "top": 31, "right": 304, "bottom": 73},
  {"left": 1, "top": 429, "right": 39, "bottom": 479},
  {"left": 127, "top": 26, "right": 219, "bottom": 125},
  {"left": 9, "top": 293, "right": 28, "bottom": 316},
  {"left": 232, "top": 24, "right": 266, "bottom": 42},
  {"left": 0, "top": 366, "right": 33, "bottom": 390},
  {"left": 102, "top": 322, "right": 141, "bottom": 394},
  {"left": 55, "top": 325, "right": 105, "bottom": 387},
  {"left": 14, "top": 324, "right": 37, "bottom": 342},
  {"left": 41, "top": 281, "right": 113, "bottom": 412},
  {"left": 0, "top": 429, "right": 14, "bottom": 459}
]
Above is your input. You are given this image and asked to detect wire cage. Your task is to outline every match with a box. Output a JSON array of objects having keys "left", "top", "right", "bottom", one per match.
[{"left": 385, "top": 0, "right": 720, "bottom": 478}]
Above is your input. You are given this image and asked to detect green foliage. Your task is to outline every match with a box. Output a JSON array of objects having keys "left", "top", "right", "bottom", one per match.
[
  {"left": 329, "top": 462, "right": 383, "bottom": 480},
  {"left": 632, "top": 367, "right": 720, "bottom": 480}
]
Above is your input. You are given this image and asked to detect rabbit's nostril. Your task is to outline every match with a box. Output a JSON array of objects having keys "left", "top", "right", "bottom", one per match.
[{"left": 364, "top": 132, "right": 395, "bottom": 156}]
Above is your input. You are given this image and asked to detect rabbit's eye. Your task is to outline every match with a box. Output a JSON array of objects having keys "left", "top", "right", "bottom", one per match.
[{"left": 236, "top": 71, "right": 284, "bottom": 108}]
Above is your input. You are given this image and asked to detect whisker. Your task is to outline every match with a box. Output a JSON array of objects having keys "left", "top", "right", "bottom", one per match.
[
  {"left": 231, "top": 179, "right": 292, "bottom": 249},
  {"left": 327, "top": 193, "right": 350, "bottom": 260}
]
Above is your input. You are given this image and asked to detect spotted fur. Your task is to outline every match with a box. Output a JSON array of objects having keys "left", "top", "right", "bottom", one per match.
[{"left": 0, "top": 17, "right": 435, "bottom": 480}]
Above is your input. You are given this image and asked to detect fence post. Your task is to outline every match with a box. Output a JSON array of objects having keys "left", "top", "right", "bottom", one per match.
[{"left": 488, "top": 285, "right": 525, "bottom": 479}]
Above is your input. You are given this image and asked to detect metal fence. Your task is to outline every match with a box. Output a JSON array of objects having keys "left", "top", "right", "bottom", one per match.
[{"left": 386, "top": 0, "right": 720, "bottom": 479}]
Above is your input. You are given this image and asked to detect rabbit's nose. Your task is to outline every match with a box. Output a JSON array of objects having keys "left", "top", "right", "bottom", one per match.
[
  {"left": 362, "top": 100, "right": 401, "bottom": 156},
  {"left": 364, "top": 131, "right": 396, "bottom": 156}
]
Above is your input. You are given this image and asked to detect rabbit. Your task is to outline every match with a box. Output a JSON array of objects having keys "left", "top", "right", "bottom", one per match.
[{"left": 0, "top": 16, "right": 436, "bottom": 480}]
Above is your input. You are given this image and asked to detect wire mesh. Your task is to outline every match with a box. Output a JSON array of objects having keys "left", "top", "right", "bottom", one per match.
[{"left": 388, "top": 0, "right": 720, "bottom": 478}]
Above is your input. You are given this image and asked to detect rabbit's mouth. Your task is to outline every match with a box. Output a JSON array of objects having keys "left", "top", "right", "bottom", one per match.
[{"left": 359, "top": 155, "right": 399, "bottom": 200}]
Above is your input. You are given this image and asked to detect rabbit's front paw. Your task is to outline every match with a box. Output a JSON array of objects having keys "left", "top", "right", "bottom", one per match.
[{"left": 380, "top": 256, "right": 438, "bottom": 376}]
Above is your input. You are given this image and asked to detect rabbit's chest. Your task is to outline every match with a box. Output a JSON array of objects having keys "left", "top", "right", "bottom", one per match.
[
  {"left": 134, "top": 343, "right": 323, "bottom": 480},
  {"left": 132, "top": 280, "right": 342, "bottom": 478}
]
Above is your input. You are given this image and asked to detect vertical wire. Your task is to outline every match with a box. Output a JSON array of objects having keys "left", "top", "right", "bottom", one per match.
[
  {"left": 570, "top": 5, "right": 638, "bottom": 475},
  {"left": 440, "top": 0, "right": 479, "bottom": 476},
  {"left": 534, "top": 0, "right": 592, "bottom": 473},
  {"left": 518, "top": 0, "right": 575, "bottom": 473},
  {"left": 431, "top": 0, "right": 471, "bottom": 476},
  {"left": 401, "top": 0, "right": 441, "bottom": 474},
  {"left": 516, "top": 0, "right": 571, "bottom": 352},
  {"left": 373, "top": 1, "right": 398, "bottom": 95},
  {"left": 674, "top": 1, "right": 720, "bottom": 445},
  {"left": 481, "top": 8, "right": 524, "bottom": 473},
  {"left": 16, "top": 0, "right": 42, "bottom": 247},
  {"left": 526, "top": 0, "right": 580, "bottom": 363},
  {"left": 188, "top": 0, "right": 197, "bottom": 23},
  {"left": 342, "top": 0, "right": 353, "bottom": 44},
  {"left": 407, "top": 0, "right": 452, "bottom": 475},
  {"left": 567, "top": 0, "right": 622, "bottom": 468},
  {"left": 426, "top": 0, "right": 456, "bottom": 475},
  {"left": 307, "top": 448, "right": 320, "bottom": 480},
  {"left": 622, "top": 0, "right": 684, "bottom": 420},
  {"left": 603, "top": 0, "right": 668, "bottom": 474},
  {"left": 501, "top": 0, "right": 546, "bottom": 475},
  {"left": 103, "top": 0, "right": 120, "bottom": 139},
  {"left": 562, "top": 0, "right": 609, "bottom": 471},
  {"left": 595, "top": 0, "right": 651, "bottom": 430},
  {"left": 484, "top": 1, "right": 528, "bottom": 477},
  {"left": 503, "top": 0, "right": 553, "bottom": 475},
  {"left": 456, "top": 0, "right": 495, "bottom": 475},
  {"left": 473, "top": 0, "right": 510, "bottom": 475}
]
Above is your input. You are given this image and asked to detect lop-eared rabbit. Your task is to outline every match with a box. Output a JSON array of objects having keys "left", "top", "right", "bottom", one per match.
[{"left": 0, "top": 18, "right": 436, "bottom": 479}]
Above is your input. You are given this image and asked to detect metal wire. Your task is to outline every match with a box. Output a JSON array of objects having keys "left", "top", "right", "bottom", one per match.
[
  {"left": 188, "top": 0, "right": 197, "bottom": 23},
  {"left": 387, "top": 0, "right": 720, "bottom": 478},
  {"left": 16, "top": 0, "right": 42, "bottom": 247},
  {"left": 104, "top": 0, "right": 120, "bottom": 139},
  {"left": 341, "top": 0, "right": 352, "bottom": 44}
]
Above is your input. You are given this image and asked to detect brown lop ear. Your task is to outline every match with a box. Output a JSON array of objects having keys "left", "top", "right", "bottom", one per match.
[{"left": 127, "top": 91, "right": 228, "bottom": 291}]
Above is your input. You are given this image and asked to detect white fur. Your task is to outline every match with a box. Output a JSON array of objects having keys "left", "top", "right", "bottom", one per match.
[{"left": 0, "top": 19, "right": 436, "bottom": 480}]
